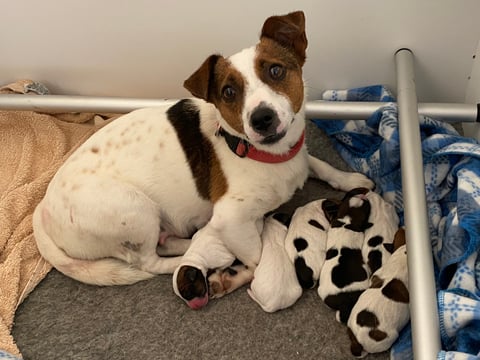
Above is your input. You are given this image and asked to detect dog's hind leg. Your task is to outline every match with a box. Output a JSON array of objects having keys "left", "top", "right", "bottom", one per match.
[
  {"left": 156, "top": 236, "right": 191, "bottom": 256},
  {"left": 308, "top": 155, "right": 375, "bottom": 191}
]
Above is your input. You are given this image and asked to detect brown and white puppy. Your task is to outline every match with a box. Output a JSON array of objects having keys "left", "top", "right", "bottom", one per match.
[
  {"left": 362, "top": 191, "right": 399, "bottom": 274},
  {"left": 318, "top": 188, "right": 373, "bottom": 324},
  {"left": 347, "top": 228, "right": 409, "bottom": 358},
  {"left": 32, "top": 12, "right": 373, "bottom": 308},
  {"left": 285, "top": 199, "right": 338, "bottom": 289},
  {"left": 248, "top": 213, "right": 302, "bottom": 313}
]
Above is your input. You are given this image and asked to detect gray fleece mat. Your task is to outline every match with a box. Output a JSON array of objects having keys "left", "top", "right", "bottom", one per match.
[{"left": 12, "top": 122, "right": 390, "bottom": 360}]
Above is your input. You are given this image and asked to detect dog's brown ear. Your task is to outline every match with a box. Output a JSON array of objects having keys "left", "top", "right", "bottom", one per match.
[
  {"left": 184, "top": 54, "right": 222, "bottom": 102},
  {"left": 260, "top": 11, "right": 308, "bottom": 66}
]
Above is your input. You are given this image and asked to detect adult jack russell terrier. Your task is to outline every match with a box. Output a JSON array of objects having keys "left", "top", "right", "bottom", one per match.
[{"left": 33, "top": 11, "right": 373, "bottom": 309}]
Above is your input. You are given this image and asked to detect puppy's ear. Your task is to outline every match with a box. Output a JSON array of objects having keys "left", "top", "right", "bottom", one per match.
[
  {"left": 260, "top": 11, "right": 308, "bottom": 66},
  {"left": 393, "top": 227, "right": 406, "bottom": 252},
  {"left": 184, "top": 54, "right": 222, "bottom": 102}
]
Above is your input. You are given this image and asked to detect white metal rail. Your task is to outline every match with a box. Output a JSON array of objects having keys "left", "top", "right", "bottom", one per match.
[
  {"left": 0, "top": 94, "right": 478, "bottom": 123},
  {"left": 395, "top": 48, "right": 441, "bottom": 360}
]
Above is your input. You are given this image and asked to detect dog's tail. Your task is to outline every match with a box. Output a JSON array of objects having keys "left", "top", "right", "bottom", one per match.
[{"left": 32, "top": 203, "right": 155, "bottom": 286}]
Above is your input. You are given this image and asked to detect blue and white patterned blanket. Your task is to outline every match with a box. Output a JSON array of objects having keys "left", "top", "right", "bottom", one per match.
[{"left": 312, "top": 85, "right": 480, "bottom": 360}]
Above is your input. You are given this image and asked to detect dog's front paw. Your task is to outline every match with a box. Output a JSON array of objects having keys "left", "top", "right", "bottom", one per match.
[{"left": 330, "top": 172, "right": 375, "bottom": 192}]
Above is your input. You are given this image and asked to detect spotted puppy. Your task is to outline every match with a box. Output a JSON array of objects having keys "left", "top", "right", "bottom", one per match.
[
  {"left": 33, "top": 11, "right": 373, "bottom": 304},
  {"left": 362, "top": 191, "right": 399, "bottom": 274},
  {"left": 318, "top": 188, "right": 373, "bottom": 324},
  {"left": 347, "top": 228, "right": 409, "bottom": 357},
  {"left": 285, "top": 199, "right": 339, "bottom": 289},
  {"left": 247, "top": 213, "right": 302, "bottom": 312}
]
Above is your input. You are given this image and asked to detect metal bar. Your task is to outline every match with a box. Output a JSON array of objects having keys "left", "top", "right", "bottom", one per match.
[
  {"left": 0, "top": 93, "right": 477, "bottom": 122},
  {"left": 395, "top": 48, "right": 441, "bottom": 360}
]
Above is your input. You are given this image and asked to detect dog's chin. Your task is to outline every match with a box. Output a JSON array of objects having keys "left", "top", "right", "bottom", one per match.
[{"left": 259, "top": 131, "right": 286, "bottom": 145}]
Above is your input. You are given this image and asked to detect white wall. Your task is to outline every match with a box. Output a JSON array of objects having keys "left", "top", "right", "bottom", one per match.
[{"left": 1, "top": 0, "right": 479, "bottom": 103}]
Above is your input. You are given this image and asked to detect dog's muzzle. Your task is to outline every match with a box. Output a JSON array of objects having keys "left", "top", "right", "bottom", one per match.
[{"left": 249, "top": 105, "right": 283, "bottom": 144}]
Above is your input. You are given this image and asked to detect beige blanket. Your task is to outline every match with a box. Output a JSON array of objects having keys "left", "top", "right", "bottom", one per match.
[{"left": 0, "top": 81, "right": 113, "bottom": 356}]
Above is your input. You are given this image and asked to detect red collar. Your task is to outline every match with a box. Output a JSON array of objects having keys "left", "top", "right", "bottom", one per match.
[{"left": 216, "top": 127, "right": 305, "bottom": 163}]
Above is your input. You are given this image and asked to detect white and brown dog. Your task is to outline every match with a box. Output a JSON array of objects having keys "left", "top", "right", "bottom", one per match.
[{"left": 32, "top": 11, "right": 373, "bottom": 309}]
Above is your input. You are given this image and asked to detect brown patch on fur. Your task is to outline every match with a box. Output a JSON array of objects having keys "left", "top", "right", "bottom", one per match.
[
  {"left": 255, "top": 38, "right": 304, "bottom": 113},
  {"left": 91, "top": 146, "right": 99, "bottom": 153},
  {"left": 370, "top": 275, "right": 384, "bottom": 288},
  {"left": 382, "top": 278, "right": 410, "bottom": 303},
  {"left": 167, "top": 100, "right": 228, "bottom": 202},
  {"left": 184, "top": 54, "right": 245, "bottom": 135},
  {"left": 393, "top": 228, "right": 406, "bottom": 251},
  {"left": 260, "top": 11, "right": 308, "bottom": 66},
  {"left": 369, "top": 329, "right": 388, "bottom": 342},
  {"left": 176, "top": 265, "right": 207, "bottom": 300}
]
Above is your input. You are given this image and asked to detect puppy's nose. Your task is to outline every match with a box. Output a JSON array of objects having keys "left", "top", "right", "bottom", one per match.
[{"left": 250, "top": 106, "right": 278, "bottom": 134}]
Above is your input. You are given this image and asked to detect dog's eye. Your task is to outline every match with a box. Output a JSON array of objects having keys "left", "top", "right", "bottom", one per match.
[
  {"left": 222, "top": 86, "right": 236, "bottom": 102},
  {"left": 269, "top": 64, "right": 285, "bottom": 80}
]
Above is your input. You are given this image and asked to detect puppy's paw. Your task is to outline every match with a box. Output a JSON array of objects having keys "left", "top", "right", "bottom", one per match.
[
  {"left": 208, "top": 264, "right": 254, "bottom": 299},
  {"left": 330, "top": 172, "right": 375, "bottom": 192},
  {"left": 208, "top": 270, "right": 227, "bottom": 299}
]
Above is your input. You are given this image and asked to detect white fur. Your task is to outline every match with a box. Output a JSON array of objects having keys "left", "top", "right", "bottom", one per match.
[
  {"left": 285, "top": 199, "right": 331, "bottom": 288},
  {"left": 347, "top": 245, "right": 409, "bottom": 357},
  {"left": 248, "top": 215, "right": 302, "bottom": 312}
]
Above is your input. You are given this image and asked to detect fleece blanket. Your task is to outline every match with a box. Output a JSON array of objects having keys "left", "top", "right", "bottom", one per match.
[
  {"left": 0, "top": 80, "right": 112, "bottom": 358},
  {"left": 313, "top": 85, "right": 480, "bottom": 360}
]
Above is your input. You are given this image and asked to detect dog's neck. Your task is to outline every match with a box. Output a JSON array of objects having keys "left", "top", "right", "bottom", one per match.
[{"left": 216, "top": 125, "right": 305, "bottom": 163}]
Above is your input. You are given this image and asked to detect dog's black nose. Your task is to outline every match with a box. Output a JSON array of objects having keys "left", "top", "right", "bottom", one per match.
[{"left": 250, "top": 106, "right": 278, "bottom": 134}]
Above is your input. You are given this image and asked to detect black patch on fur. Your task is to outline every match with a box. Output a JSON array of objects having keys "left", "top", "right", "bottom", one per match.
[
  {"left": 382, "top": 278, "right": 410, "bottom": 303},
  {"left": 225, "top": 267, "right": 238, "bottom": 276},
  {"left": 293, "top": 237, "right": 308, "bottom": 252},
  {"left": 326, "top": 248, "right": 338, "bottom": 260},
  {"left": 368, "top": 235, "right": 383, "bottom": 247},
  {"left": 369, "top": 329, "right": 388, "bottom": 342},
  {"left": 167, "top": 99, "right": 219, "bottom": 200},
  {"left": 335, "top": 189, "right": 373, "bottom": 232},
  {"left": 368, "top": 250, "right": 383, "bottom": 274},
  {"left": 294, "top": 257, "right": 314, "bottom": 289},
  {"left": 322, "top": 199, "right": 340, "bottom": 222},
  {"left": 308, "top": 219, "right": 325, "bottom": 230},
  {"left": 347, "top": 327, "right": 364, "bottom": 357},
  {"left": 331, "top": 248, "right": 368, "bottom": 289},
  {"left": 324, "top": 290, "right": 364, "bottom": 324},
  {"left": 231, "top": 258, "right": 243, "bottom": 267},
  {"left": 356, "top": 310, "right": 379, "bottom": 328},
  {"left": 383, "top": 243, "right": 394, "bottom": 254},
  {"left": 272, "top": 212, "right": 292, "bottom": 227}
]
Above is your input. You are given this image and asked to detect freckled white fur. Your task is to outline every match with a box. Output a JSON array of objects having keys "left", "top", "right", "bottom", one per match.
[
  {"left": 347, "top": 245, "right": 409, "bottom": 357},
  {"left": 285, "top": 199, "right": 331, "bottom": 287},
  {"left": 247, "top": 215, "right": 302, "bottom": 312}
]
